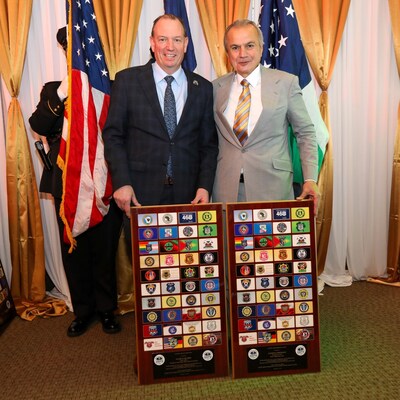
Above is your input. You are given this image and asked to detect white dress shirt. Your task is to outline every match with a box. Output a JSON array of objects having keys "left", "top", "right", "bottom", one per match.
[
  {"left": 152, "top": 62, "right": 187, "bottom": 123},
  {"left": 224, "top": 65, "right": 262, "bottom": 137}
]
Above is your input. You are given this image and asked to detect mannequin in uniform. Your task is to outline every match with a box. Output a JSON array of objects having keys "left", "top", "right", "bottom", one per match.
[{"left": 29, "top": 27, "right": 122, "bottom": 337}]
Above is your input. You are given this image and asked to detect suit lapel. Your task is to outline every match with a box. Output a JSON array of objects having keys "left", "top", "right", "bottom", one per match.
[
  {"left": 175, "top": 70, "right": 212, "bottom": 140},
  {"left": 214, "top": 73, "right": 242, "bottom": 148},
  {"left": 215, "top": 74, "right": 232, "bottom": 113},
  {"left": 176, "top": 70, "right": 195, "bottom": 136},
  {"left": 245, "top": 66, "right": 279, "bottom": 145},
  {"left": 138, "top": 62, "right": 169, "bottom": 137}
]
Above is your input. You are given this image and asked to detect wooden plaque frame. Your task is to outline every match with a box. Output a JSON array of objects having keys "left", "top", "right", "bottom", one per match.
[
  {"left": 226, "top": 200, "right": 321, "bottom": 379},
  {"left": 0, "top": 259, "right": 16, "bottom": 334},
  {"left": 130, "top": 203, "right": 229, "bottom": 385}
]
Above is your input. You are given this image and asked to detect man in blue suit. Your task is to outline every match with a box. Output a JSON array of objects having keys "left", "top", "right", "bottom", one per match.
[{"left": 103, "top": 14, "right": 218, "bottom": 241}]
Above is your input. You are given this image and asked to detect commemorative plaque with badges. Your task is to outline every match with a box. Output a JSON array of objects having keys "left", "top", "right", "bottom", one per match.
[
  {"left": 226, "top": 200, "right": 321, "bottom": 378},
  {"left": 130, "top": 203, "right": 229, "bottom": 384},
  {"left": 0, "top": 258, "right": 16, "bottom": 334}
]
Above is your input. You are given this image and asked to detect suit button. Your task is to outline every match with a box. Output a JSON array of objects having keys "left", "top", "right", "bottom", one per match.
[{"left": 241, "top": 148, "right": 246, "bottom": 153}]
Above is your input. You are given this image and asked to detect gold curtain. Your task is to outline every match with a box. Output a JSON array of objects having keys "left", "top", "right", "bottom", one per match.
[
  {"left": 389, "top": 0, "right": 400, "bottom": 74},
  {"left": 93, "top": 0, "right": 143, "bottom": 80},
  {"left": 93, "top": 0, "right": 143, "bottom": 314},
  {"left": 293, "top": 0, "right": 350, "bottom": 275},
  {"left": 0, "top": 1, "right": 67, "bottom": 318},
  {"left": 383, "top": 0, "right": 400, "bottom": 284},
  {"left": 195, "top": 0, "right": 250, "bottom": 77}
]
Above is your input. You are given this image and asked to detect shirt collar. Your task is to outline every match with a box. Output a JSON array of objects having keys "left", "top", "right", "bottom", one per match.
[
  {"left": 235, "top": 64, "right": 261, "bottom": 87},
  {"left": 153, "top": 62, "right": 185, "bottom": 87}
]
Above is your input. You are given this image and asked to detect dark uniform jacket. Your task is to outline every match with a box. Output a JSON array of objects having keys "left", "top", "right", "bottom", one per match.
[{"left": 29, "top": 81, "right": 64, "bottom": 199}]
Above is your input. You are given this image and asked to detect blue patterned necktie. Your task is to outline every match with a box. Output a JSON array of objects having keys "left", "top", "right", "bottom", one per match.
[{"left": 164, "top": 76, "right": 176, "bottom": 177}]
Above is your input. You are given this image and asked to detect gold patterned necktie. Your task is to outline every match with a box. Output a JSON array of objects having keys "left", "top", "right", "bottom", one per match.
[{"left": 233, "top": 79, "right": 251, "bottom": 145}]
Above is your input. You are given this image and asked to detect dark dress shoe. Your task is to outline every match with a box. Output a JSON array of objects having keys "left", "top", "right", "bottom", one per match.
[
  {"left": 67, "top": 317, "right": 91, "bottom": 337},
  {"left": 100, "top": 312, "right": 121, "bottom": 334}
]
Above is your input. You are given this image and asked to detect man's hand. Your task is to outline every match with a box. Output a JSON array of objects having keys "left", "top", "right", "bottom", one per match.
[
  {"left": 191, "top": 188, "right": 209, "bottom": 204},
  {"left": 296, "top": 181, "right": 320, "bottom": 214},
  {"left": 113, "top": 185, "right": 141, "bottom": 218}
]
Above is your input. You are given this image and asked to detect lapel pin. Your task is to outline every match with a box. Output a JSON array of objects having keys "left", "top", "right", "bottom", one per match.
[{"left": 193, "top": 80, "right": 199, "bottom": 86}]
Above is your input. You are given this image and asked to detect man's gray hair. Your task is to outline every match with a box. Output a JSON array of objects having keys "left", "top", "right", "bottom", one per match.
[{"left": 224, "top": 19, "right": 264, "bottom": 51}]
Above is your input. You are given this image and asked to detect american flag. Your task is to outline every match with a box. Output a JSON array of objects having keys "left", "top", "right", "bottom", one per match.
[
  {"left": 259, "top": 0, "right": 310, "bottom": 85},
  {"left": 259, "top": 0, "right": 329, "bottom": 184},
  {"left": 58, "top": 0, "right": 112, "bottom": 251},
  {"left": 164, "top": 0, "right": 197, "bottom": 72}
]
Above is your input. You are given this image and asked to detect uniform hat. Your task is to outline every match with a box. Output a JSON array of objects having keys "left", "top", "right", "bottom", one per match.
[{"left": 56, "top": 26, "right": 67, "bottom": 51}]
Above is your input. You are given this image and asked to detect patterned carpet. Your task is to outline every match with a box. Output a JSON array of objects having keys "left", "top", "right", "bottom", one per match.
[{"left": 1, "top": 281, "right": 399, "bottom": 400}]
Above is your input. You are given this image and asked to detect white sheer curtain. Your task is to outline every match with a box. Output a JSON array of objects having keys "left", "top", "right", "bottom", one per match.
[
  {"left": 321, "top": 0, "right": 399, "bottom": 285},
  {"left": 0, "top": 0, "right": 71, "bottom": 307},
  {"left": 0, "top": 0, "right": 399, "bottom": 302}
]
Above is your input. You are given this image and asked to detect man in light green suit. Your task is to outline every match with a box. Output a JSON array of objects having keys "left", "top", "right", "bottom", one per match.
[{"left": 212, "top": 19, "right": 319, "bottom": 212}]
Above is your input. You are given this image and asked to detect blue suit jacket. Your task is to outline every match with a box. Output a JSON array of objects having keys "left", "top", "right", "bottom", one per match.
[{"left": 103, "top": 61, "right": 218, "bottom": 205}]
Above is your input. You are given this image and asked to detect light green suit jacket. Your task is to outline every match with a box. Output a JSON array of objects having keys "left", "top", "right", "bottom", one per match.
[{"left": 212, "top": 65, "right": 318, "bottom": 204}]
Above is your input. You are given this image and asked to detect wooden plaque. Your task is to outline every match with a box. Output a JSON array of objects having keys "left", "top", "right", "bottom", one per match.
[
  {"left": 0, "top": 259, "right": 16, "bottom": 334},
  {"left": 130, "top": 203, "right": 229, "bottom": 385},
  {"left": 226, "top": 200, "right": 321, "bottom": 379}
]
